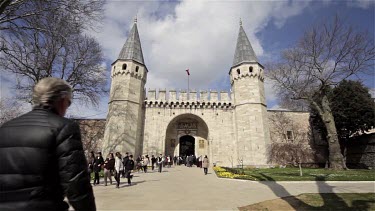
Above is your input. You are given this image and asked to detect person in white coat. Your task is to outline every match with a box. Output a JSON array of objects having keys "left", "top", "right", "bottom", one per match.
[{"left": 114, "top": 152, "right": 123, "bottom": 188}]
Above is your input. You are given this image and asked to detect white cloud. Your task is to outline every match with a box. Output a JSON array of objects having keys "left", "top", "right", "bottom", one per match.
[
  {"left": 92, "top": 1, "right": 312, "bottom": 108},
  {"left": 3, "top": 1, "right": 315, "bottom": 118},
  {"left": 346, "top": 0, "right": 375, "bottom": 9}
]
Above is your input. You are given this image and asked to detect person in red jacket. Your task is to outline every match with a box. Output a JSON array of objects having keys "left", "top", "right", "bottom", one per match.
[{"left": 0, "top": 77, "right": 96, "bottom": 211}]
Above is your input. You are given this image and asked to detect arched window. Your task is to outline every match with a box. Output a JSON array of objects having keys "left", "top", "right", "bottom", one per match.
[
  {"left": 122, "top": 63, "right": 127, "bottom": 70},
  {"left": 135, "top": 66, "right": 139, "bottom": 72},
  {"left": 113, "top": 66, "right": 116, "bottom": 70},
  {"left": 249, "top": 66, "right": 253, "bottom": 73},
  {"left": 236, "top": 69, "right": 240, "bottom": 75}
]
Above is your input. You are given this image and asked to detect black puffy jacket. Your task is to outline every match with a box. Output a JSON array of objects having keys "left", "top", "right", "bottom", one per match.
[{"left": 0, "top": 108, "right": 96, "bottom": 211}]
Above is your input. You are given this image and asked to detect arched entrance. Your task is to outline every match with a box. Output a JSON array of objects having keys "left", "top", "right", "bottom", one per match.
[
  {"left": 164, "top": 114, "right": 209, "bottom": 157},
  {"left": 179, "top": 135, "right": 195, "bottom": 156}
]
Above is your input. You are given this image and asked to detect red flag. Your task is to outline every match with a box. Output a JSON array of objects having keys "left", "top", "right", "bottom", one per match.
[{"left": 186, "top": 69, "right": 190, "bottom": 75}]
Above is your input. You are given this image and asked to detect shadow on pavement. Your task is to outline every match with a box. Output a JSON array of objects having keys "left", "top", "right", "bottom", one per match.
[
  {"left": 248, "top": 173, "right": 374, "bottom": 210},
  {"left": 119, "top": 180, "right": 146, "bottom": 188}
]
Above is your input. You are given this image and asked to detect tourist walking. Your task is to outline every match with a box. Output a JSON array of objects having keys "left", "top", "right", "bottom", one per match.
[
  {"left": 188, "top": 155, "right": 194, "bottom": 167},
  {"left": 114, "top": 152, "right": 123, "bottom": 188},
  {"left": 203, "top": 155, "right": 209, "bottom": 175},
  {"left": 143, "top": 155, "right": 150, "bottom": 173},
  {"left": 197, "top": 155, "right": 202, "bottom": 168},
  {"left": 157, "top": 154, "right": 164, "bottom": 173},
  {"left": 167, "top": 155, "right": 171, "bottom": 168},
  {"left": 125, "top": 155, "right": 135, "bottom": 185},
  {"left": 122, "top": 152, "right": 129, "bottom": 178},
  {"left": 88, "top": 151, "right": 95, "bottom": 176},
  {"left": 173, "top": 156, "right": 177, "bottom": 166},
  {"left": 151, "top": 155, "right": 157, "bottom": 171},
  {"left": 103, "top": 153, "right": 115, "bottom": 186},
  {"left": 136, "top": 155, "right": 142, "bottom": 172},
  {"left": 0, "top": 77, "right": 95, "bottom": 210},
  {"left": 93, "top": 152, "right": 104, "bottom": 185}
]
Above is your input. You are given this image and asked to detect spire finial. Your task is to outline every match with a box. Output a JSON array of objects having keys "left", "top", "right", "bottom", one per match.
[
  {"left": 134, "top": 14, "right": 137, "bottom": 24},
  {"left": 240, "top": 18, "right": 242, "bottom": 27}
]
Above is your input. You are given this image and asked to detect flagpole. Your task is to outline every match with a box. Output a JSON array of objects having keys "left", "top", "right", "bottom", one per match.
[{"left": 188, "top": 73, "right": 190, "bottom": 100}]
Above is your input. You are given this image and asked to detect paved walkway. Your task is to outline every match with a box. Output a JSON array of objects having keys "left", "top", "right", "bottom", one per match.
[{"left": 92, "top": 166, "right": 375, "bottom": 210}]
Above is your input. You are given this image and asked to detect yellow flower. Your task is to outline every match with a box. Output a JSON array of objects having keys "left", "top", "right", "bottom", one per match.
[{"left": 214, "top": 166, "right": 256, "bottom": 180}]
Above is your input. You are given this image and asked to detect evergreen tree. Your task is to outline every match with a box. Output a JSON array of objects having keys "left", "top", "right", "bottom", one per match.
[
  {"left": 330, "top": 80, "right": 375, "bottom": 139},
  {"left": 312, "top": 80, "right": 375, "bottom": 142}
]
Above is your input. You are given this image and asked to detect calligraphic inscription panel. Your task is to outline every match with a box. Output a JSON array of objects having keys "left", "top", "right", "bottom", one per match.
[{"left": 177, "top": 122, "right": 198, "bottom": 130}]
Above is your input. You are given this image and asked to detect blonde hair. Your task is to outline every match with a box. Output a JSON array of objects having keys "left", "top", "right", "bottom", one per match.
[{"left": 32, "top": 77, "right": 72, "bottom": 108}]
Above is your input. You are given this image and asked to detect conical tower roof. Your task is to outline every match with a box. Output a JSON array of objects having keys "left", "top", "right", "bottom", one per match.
[
  {"left": 232, "top": 22, "right": 258, "bottom": 67},
  {"left": 117, "top": 19, "right": 145, "bottom": 65}
]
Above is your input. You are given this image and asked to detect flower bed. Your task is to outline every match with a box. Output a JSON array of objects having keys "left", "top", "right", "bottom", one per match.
[
  {"left": 214, "top": 166, "right": 375, "bottom": 181},
  {"left": 213, "top": 166, "right": 256, "bottom": 180}
]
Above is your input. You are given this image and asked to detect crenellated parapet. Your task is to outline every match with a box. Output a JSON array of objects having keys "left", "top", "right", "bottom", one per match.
[
  {"left": 145, "top": 89, "right": 233, "bottom": 109},
  {"left": 230, "top": 63, "right": 264, "bottom": 84},
  {"left": 111, "top": 60, "right": 147, "bottom": 83}
]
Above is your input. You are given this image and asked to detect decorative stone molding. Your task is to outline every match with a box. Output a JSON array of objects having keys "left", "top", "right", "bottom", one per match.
[
  {"left": 111, "top": 61, "right": 147, "bottom": 83},
  {"left": 145, "top": 89, "right": 234, "bottom": 109}
]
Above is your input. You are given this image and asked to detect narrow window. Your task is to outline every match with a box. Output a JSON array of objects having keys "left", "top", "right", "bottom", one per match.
[
  {"left": 135, "top": 66, "right": 139, "bottom": 72},
  {"left": 236, "top": 69, "right": 240, "bottom": 75},
  {"left": 113, "top": 66, "right": 116, "bottom": 70},
  {"left": 122, "top": 63, "right": 127, "bottom": 70},
  {"left": 287, "top": 130, "right": 294, "bottom": 141},
  {"left": 249, "top": 66, "right": 253, "bottom": 73}
]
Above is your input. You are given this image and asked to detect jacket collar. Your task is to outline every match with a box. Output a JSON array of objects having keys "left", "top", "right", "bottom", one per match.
[{"left": 33, "top": 106, "right": 59, "bottom": 115}]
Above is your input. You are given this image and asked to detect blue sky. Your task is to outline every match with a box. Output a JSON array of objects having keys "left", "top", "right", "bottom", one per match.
[{"left": 1, "top": 0, "right": 374, "bottom": 118}]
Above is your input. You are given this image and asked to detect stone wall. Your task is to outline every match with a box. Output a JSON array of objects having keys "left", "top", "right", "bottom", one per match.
[
  {"left": 76, "top": 109, "right": 337, "bottom": 168},
  {"left": 143, "top": 89, "right": 235, "bottom": 167},
  {"left": 267, "top": 110, "right": 323, "bottom": 166},
  {"left": 346, "top": 133, "right": 375, "bottom": 169},
  {"left": 102, "top": 59, "right": 147, "bottom": 158},
  {"left": 230, "top": 63, "right": 269, "bottom": 166}
]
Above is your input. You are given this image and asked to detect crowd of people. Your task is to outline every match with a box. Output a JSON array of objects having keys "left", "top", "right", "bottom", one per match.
[{"left": 87, "top": 153, "right": 211, "bottom": 188}]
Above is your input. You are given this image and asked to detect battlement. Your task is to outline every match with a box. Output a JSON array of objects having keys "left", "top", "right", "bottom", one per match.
[{"left": 145, "top": 89, "right": 233, "bottom": 109}]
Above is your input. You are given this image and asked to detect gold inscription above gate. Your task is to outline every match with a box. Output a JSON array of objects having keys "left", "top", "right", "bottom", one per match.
[{"left": 177, "top": 122, "right": 198, "bottom": 130}]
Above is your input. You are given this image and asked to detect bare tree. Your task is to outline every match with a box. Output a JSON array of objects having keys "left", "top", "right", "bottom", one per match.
[
  {"left": 267, "top": 16, "right": 375, "bottom": 170},
  {"left": 0, "top": 0, "right": 105, "bottom": 31},
  {"left": 76, "top": 119, "right": 106, "bottom": 157},
  {"left": 0, "top": 97, "right": 25, "bottom": 125},
  {"left": 0, "top": 1, "right": 107, "bottom": 105},
  {"left": 278, "top": 97, "right": 309, "bottom": 111}
]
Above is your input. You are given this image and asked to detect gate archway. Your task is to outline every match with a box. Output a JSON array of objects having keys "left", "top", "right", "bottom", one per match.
[
  {"left": 164, "top": 114, "right": 209, "bottom": 158},
  {"left": 179, "top": 135, "right": 195, "bottom": 156}
]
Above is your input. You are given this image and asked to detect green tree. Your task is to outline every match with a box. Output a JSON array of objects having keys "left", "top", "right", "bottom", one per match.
[
  {"left": 331, "top": 80, "right": 375, "bottom": 139},
  {"left": 311, "top": 80, "right": 374, "bottom": 167},
  {"left": 312, "top": 80, "right": 375, "bottom": 140}
]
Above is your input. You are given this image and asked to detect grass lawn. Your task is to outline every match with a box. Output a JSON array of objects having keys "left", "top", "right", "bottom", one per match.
[
  {"left": 239, "top": 193, "right": 375, "bottom": 211},
  {"left": 214, "top": 167, "right": 375, "bottom": 181}
]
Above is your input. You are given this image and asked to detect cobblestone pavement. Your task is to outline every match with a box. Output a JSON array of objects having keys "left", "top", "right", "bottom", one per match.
[{"left": 91, "top": 166, "right": 375, "bottom": 210}]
